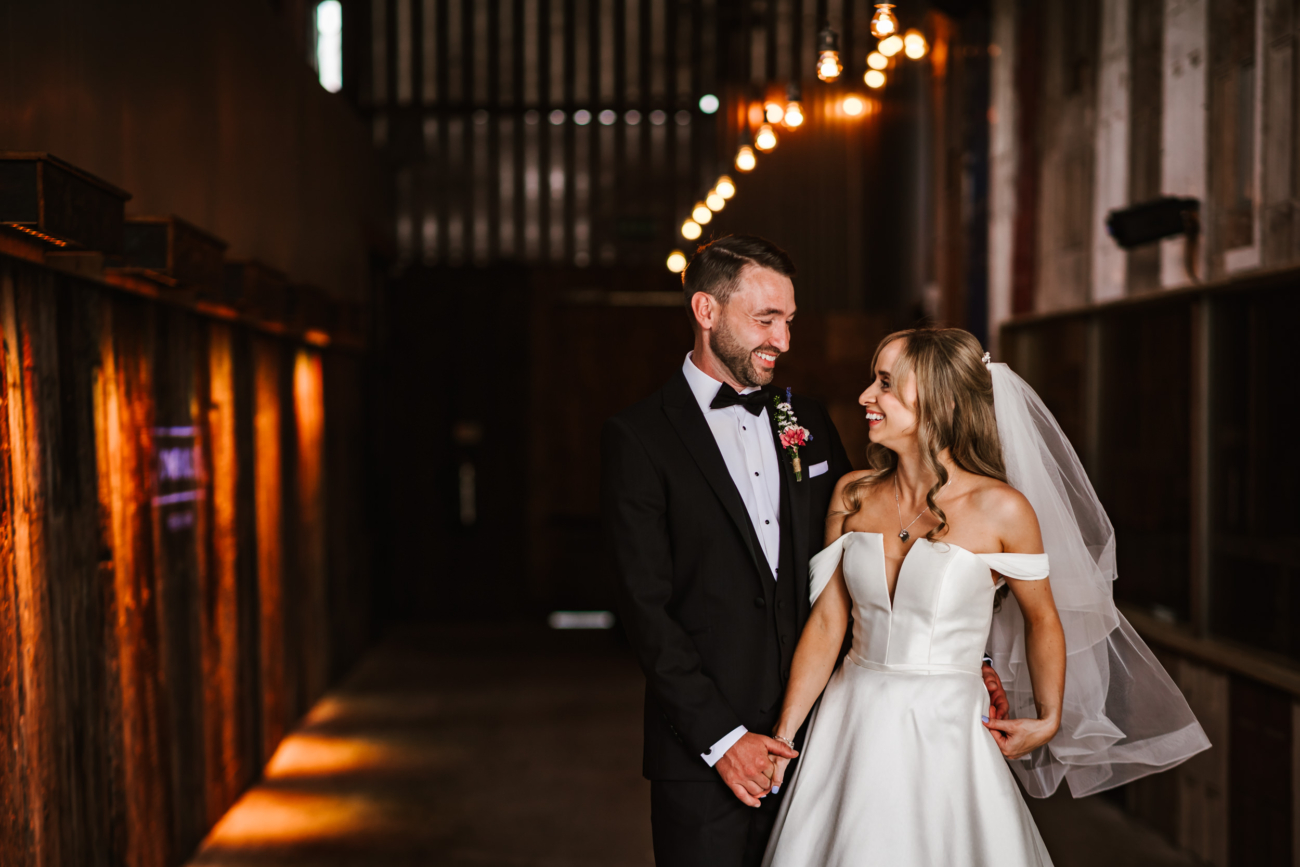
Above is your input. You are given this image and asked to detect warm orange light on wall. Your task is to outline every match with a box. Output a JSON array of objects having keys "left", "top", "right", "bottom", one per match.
[
  {"left": 4, "top": 223, "right": 69, "bottom": 246},
  {"left": 254, "top": 339, "right": 286, "bottom": 761},
  {"left": 294, "top": 349, "right": 328, "bottom": 706}
]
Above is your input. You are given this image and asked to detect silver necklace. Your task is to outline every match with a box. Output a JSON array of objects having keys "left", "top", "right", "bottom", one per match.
[{"left": 893, "top": 475, "right": 949, "bottom": 542}]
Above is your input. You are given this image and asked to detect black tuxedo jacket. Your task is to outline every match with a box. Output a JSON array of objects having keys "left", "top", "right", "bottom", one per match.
[{"left": 601, "top": 368, "right": 852, "bottom": 781}]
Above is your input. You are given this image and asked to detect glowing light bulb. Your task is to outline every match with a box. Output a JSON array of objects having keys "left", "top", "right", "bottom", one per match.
[
  {"left": 682, "top": 219, "right": 702, "bottom": 240},
  {"left": 698, "top": 94, "right": 720, "bottom": 114},
  {"left": 817, "top": 51, "right": 843, "bottom": 82},
  {"left": 754, "top": 123, "right": 778, "bottom": 152},
  {"left": 879, "top": 34, "right": 904, "bottom": 57},
  {"left": 715, "top": 176, "right": 736, "bottom": 198},
  {"left": 903, "top": 29, "right": 928, "bottom": 59},
  {"left": 735, "top": 146, "right": 757, "bottom": 172},
  {"left": 748, "top": 102, "right": 765, "bottom": 126},
  {"left": 816, "top": 27, "right": 843, "bottom": 82},
  {"left": 706, "top": 192, "right": 726, "bottom": 211},
  {"left": 843, "top": 95, "right": 866, "bottom": 116},
  {"left": 667, "top": 250, "right": 687, "bottom": 273},
  {"left": 783, "top": 100, "right": 804, "bottom": 128},
  {"left": 870, "top": 4, "right": 899, "bottom": 39},
  {"left": 867, "top": 51, "right": 888, "bottom": 70},
  {"left": 865, "top": 69, "right": 886, "bottom": 89},
  {"left": 692, "top": 202, "right": 713, "bottom": 224},
  {"left": 765, "top": 102, "right": 785, "bottom": 124}
]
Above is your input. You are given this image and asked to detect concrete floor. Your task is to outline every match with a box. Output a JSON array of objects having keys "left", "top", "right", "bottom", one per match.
[{"left": 186, "top": 625, "right": 1200, "bottom": 867}]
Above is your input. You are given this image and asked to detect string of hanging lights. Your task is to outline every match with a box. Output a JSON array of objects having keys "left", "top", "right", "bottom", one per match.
[{"left": 668, "top": 3, "right": 930, "bottom": 271}]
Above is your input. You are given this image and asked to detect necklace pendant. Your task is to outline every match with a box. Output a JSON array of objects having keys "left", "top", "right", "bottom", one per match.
[{"left": 898, "top": 530, "right": 910, "bottom": 542}]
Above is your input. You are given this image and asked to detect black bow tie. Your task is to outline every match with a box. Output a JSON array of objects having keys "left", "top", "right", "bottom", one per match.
[{"left": 711, "top": 384, "right": 770, "bottom": 416}]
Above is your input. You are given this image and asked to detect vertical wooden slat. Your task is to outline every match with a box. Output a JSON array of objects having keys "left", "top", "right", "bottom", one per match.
[
  {"left": 203, "top": 322, "right": 242, "bottom": 818},
  {"left": 152, "top": 309, "right": 206, "bottom": 857},
  {"left": 525, "top": 0, "right": 541, "bottom": 104},
  {"left": 422, "top": 0, "right": 438, "bottom": 104},
  {"left": 293, "top": 350, "right": 328, "bottom": 708},
  {"left": 474, "top": 0, "right": 490, "bottom": 104},
  {"left": 489, "top": 0, "right": 503, "bottom": 258},
  {"left": 574, "top": 0, "right": 590, "bottom": 104},
  {"left": 93, "top": 297, "right": 172, "bottom": 867},
  {"left": 2, "top": 270, "right": 55, "bottom": 866},
  {"left": 627, "top": 0, "right": 642, "bottom": 103},
  {"left": 252, "top": 338, "right": 285, "bottom": 763},
  {"left": 1175, "top": 659, "right": 1229, "bottom": 866},
  {"left": 1230, "top": 675, "right": 1293, "bottom": 865},
  {"left": 373, "top": 0, "right": 390, "bottom": 105},
  {"left": 0, "top": 268, "right": 25, "bottom": 866},
  {"left": 600, "top": 0, "right": 616, "bottom": 103},
  {"left": 500, "top": 0, "right": 515, "bottom": 108},
  {"left": 448, "top": 0, "right": 464, "bottom": 102},
  {"left": 565, "top": 0, "right": 578, "bottom": 262},
  {"left": 396, "top": 0, "right": 414, "bottom": 104},
  {"left": 650, "top": 0, "right": 666, "bottom": 99}
]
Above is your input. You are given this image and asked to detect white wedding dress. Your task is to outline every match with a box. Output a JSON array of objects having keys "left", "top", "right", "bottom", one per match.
[{"left": 763, "top": 531, "right": 1055, "bottom": 867}]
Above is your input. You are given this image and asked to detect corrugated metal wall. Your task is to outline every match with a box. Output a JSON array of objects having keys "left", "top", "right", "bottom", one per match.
[{"left": 359, "top": 0, "right": 881, "bottom": 271}]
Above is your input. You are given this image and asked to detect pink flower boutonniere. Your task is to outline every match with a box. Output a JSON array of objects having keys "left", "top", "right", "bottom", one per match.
[{"left": 774, "top": 388, "right": 813, "bottom": 480}]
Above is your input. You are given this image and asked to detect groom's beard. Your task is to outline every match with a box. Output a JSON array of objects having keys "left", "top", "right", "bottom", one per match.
[{"left": 709, "top": 318, "right": 780, "bottom": 388}]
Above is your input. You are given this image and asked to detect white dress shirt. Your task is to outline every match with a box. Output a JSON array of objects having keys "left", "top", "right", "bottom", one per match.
[{"left": 681, "top": 352, "right": 782, "bottom": 766}]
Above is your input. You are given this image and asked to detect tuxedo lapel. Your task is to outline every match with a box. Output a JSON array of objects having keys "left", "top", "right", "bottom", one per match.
[
  {"left": 662, "top": 371, "right": 766, "bottom": 580},
  {"left": 769, "top": 396, "right": 812, "bottom": 596}
]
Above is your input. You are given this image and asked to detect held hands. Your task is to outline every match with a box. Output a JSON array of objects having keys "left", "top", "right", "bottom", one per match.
[
  {"left": 978, "top": 661, "right": 1059, "bottom": 759},
  {"left": 981, "top": 662, "right": 1009, "bottom": 722},
  {"left": 716, "top": 733, "right": 799, "bottom": 808},
  {"left": 983, "top": 713, "right": 1060, "bottom": 760}
]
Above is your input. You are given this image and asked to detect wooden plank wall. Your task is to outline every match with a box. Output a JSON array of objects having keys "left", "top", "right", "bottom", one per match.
[{"left": 0, "top": 253, "right": 371, "bottom": 866}]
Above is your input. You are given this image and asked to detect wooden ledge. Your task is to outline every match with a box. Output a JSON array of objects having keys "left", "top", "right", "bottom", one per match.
[{"left": 1122, "top": 604, "right": 1300, "bottom": 699}]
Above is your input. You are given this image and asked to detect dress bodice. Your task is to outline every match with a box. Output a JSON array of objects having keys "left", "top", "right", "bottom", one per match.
[{"left": 809, "top": 533, "right": 1049, "bottom": 673}]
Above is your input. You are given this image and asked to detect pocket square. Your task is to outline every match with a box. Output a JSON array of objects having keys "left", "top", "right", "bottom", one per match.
[{"left": 809, "top": 460, "right": 829, "bottom": 478}]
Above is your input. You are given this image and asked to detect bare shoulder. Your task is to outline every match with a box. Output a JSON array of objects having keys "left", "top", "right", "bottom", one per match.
[
  {"left": 833, "top": 468, "right": 874, "bottom": 493},
  {"left": 968, "top": 477, "right": 1042, "bottom": 552},
  {"left": 831, "top": 469, "right": 881, "bottom": 506},
  {"left": 971, "top": 478, "right": 1034, "bottom": 520}
]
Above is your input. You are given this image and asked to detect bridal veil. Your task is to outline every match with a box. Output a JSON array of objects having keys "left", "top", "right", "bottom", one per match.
[{"left": 986, "top": 362, "right": 1211, "bottom": 798}]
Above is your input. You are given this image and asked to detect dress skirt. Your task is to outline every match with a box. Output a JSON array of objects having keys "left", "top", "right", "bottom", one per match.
[{"left": 762, "top": 655, "right": 1054, "bottom": 867}]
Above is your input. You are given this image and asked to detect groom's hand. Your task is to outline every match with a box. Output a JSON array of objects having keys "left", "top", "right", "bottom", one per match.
[
  {"left": 716, "top": 733, "right": 798, "bottom": 808},
  {"left": 982, "top": 663, "right": 1009, "bottom": 721}
]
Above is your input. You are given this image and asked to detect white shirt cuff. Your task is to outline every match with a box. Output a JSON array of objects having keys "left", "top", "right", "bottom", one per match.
[{"left": 701, "top": 725, "right": 748, "bottom": 767}]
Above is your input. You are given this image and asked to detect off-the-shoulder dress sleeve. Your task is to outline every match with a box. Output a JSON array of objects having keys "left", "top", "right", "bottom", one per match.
[
  {"left": 977, "top": 552, "right": 1049, "bottom": 583},
  {"left": 809, "top": 534, "right": 851, "bottom": 604}
]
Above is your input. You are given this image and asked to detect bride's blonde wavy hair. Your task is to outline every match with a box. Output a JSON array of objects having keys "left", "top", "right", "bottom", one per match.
[{"left": 841, "top": 328, "right": 1006, "bottom": 541}]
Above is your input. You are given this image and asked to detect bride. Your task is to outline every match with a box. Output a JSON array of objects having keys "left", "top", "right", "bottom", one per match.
[{"left": 761, "top": 328, "right": 1209, "bottom": 866}]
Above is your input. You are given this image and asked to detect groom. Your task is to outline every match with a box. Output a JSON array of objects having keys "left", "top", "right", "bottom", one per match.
[{"left": 601, "top": 235, "right": 852, "bottom": 866}]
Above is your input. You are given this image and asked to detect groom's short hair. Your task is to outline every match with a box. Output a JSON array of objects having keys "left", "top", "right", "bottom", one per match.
[{"left": 682, "top": 235, "right": 796, "bottom": 320}]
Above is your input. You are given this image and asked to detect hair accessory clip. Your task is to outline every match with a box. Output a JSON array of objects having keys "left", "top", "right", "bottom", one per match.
[{"left": 981, "top": 352, "right": 992, "bottom": 365}]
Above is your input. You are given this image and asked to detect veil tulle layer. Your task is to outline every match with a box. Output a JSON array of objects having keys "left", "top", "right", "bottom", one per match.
[{"left": 987, "top": 362, "right": 1210, "bottom": 797}]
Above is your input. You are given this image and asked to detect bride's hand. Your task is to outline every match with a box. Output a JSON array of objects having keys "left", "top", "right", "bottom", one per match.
[
  {"left": 770, "top": 754, "right": 793, "bottom": 793},
  {"left": 982, "top": 715, "right": 1059, "bottom": 760}
]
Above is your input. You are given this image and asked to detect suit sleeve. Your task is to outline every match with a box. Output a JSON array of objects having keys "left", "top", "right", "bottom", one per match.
[{"left": 601, "top": 417, "right": 744, "bottom": 757}]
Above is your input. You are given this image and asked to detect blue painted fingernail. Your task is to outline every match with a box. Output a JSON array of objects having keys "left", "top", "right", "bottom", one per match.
[
  {"left": 771, "top": 785, "right": 780, "bottom": 794},
  {"left": 981, "top": 716, "right": 989, "bottom": 723}
]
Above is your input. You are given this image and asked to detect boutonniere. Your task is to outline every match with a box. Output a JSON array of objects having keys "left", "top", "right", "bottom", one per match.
[{"left": 773, "top": 388, "right": 813, "bottom": 481}]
